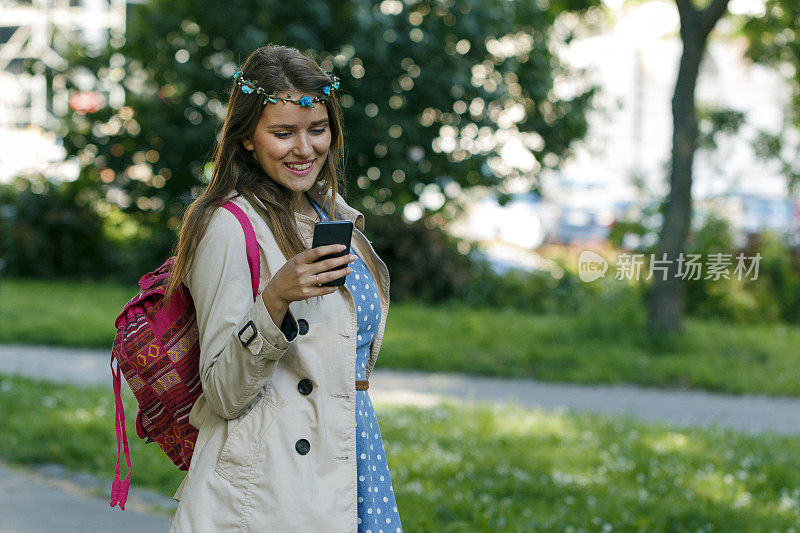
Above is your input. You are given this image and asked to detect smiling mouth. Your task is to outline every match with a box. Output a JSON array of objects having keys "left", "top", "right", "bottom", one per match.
[{"left": 284, "top": 160, "right": 314, "bottom": 171}]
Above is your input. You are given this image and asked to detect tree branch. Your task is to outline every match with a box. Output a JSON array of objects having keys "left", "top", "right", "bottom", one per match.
[
  {"left": 698, "top": 0, "right": 730, "bottom": 37},
  {"left": 674, "top": 0, "right": 693, "bottom": 25}
]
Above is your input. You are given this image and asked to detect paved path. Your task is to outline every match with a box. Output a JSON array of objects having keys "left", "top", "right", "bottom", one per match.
[
  {"left": 2, "top": 344, "right": 800, "bottom": 435},
  {"left": 0, "top": 462, "right": 172, "bottom": 532}
]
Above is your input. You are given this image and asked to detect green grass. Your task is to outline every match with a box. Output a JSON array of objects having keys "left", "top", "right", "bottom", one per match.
[
  {"left": 0, "top": 278, "right": 133, "bottom": 347},
  {"left": 384, "top": 301, "right": 800, "bottom": 396},
  {"left": 2, "top": 278, "right": 800, "bottom": 395},
  {"left": 2, "top": 373, "right": 800, "bottom": 531}
]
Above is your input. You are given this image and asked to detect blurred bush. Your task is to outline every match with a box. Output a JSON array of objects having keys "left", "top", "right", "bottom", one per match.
[
  {"left": 0, "top": 177, "right": 109, "bottom": 279},
  {"left": 363, "top": 210, "right": 477, "bottom": 303},
  {"left": 449, "top": 211, "right": 800, "bottom": 326},
  {"left": 748, "top": 229, "right": 800, "bottom": 323},
  {"left": 0, "top": 176, "right": 174, "bottom": 283},
  {"left": 683, "top": 213, "right": 740, "bottom": 320},
  {"left": 683, "top": 214, "right": 800, "bottom": 324}
]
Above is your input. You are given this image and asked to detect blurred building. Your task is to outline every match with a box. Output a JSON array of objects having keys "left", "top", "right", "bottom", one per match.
[
  {"left": 448, "top": 188, "right": 560, "bottom": 274},
  {"left": 0, "top": 0, "right": 137, "bottom": 182}
]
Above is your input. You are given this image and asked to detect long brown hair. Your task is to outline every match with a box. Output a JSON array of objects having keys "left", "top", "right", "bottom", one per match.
[{"left": 165, "top": 44, "right": 346, "bottom": 302}]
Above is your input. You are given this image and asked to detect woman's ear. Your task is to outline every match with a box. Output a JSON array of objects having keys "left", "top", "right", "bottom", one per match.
[{"left": 242, "top": 137, "right": 254, "bottom": 151}]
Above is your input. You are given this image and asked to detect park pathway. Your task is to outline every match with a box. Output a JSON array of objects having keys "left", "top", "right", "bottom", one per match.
[
  {"left": 0, "top": 461, "right": 173, "bottom": 532},
  {"left": 2, "top": 343, "right": 800, "bottom": 532}
]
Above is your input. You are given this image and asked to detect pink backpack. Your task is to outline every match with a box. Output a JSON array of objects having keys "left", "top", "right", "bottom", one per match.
[{"left": 109, "top": 201, "right": 260, "bottom": 510}]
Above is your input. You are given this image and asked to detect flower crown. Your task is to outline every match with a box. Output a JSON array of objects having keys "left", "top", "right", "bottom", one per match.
[{"left": 233, "top": 69, "right": 340, "bottom": 108}]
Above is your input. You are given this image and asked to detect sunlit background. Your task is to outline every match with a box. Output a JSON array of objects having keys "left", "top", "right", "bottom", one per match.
[{"left": 3, "top": 0, "right": 800, "bottom": 530}]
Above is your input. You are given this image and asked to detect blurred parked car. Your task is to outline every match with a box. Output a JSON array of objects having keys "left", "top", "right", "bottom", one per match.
[
  {"left": 698, "top": 193, "right": 800, "bottom": 248},
  {"left": 546, "top": 206, "right": 616, "bottom": 246}
]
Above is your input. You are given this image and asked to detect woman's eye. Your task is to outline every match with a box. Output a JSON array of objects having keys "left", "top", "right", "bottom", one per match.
[{"left": 274, "top": 128, "right": 325, "bottom": 139}]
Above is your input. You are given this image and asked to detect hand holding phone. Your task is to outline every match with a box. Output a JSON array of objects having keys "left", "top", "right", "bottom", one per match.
[{"left": 261, "top": 242, "right": 357, "bottom": 322}]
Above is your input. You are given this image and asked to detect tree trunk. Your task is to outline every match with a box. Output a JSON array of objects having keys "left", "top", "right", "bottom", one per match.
[{"left": 647, "top": 0, "right": 730, "bottom": 335}]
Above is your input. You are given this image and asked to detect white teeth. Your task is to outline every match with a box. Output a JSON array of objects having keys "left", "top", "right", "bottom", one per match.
[{"left": 285, "top": 161, "right": 313, "bottom": 170}]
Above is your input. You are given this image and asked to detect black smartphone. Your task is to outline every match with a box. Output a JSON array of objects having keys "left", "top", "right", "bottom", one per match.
[{"left": 311, "top": 220, "right": 354, "bottom": 287}]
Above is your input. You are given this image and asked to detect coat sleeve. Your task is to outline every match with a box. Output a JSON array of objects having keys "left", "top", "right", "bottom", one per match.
[{"left": 185, "top": 207, "right": 298, "bottom": 420}]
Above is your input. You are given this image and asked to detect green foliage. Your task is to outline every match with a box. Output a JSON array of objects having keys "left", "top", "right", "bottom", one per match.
[
  {"left": 0, "top": 177, "right": 175, "bottom": 282},
  {"left": 362, "top": 210, "right": 478, "bottom": 303},
  {"left": 682, "top": 214, "right": 800, "bottom": 324},
  {"left": 738, "top": 1, "right": 800, "bottom": 191},
  {"left": 696, "top": 106, "right": 746, "bottom": 152},
  {"left": 750, "top": 230, "right": 800, "bottom": 323},
  {"left": 739, "top": 1, "right": 799, "bottom": 117},
  {"left": 461, "top": 263, "right": 565, "bottom": 313},
  {"left": 3, "top": 373, "right": 800, "bottom": 530},
  {"left": 363, "top": 209, "right": 640, "bottom": 314},
  {"left": 0, "top": 177, "right": 108, "bottom": 278},
  {"left": 609, "top": 204, "right": 800, "bottom": 325},
  {"left": 607, "top": 201, "right": 663, "bottom": 254},
  {"left": 683, "top": 213, "right": 738, "bottom": 319},
  {"left": 48, "top": 0, "right": 599, "bottom": 270}
]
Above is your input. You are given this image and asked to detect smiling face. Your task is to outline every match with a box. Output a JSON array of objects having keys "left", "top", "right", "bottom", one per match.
[{"left": 242, "top": 90, "right": 332, "bottom": 205}]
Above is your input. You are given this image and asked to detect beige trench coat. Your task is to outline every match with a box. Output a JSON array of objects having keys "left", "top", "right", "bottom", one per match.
[{"left": 169, "top": 181, "right": 390, "bottom": 532}]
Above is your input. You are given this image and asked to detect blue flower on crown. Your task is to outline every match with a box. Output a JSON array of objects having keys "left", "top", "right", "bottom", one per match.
[
  {"left": 332, "top": 79, "right": 340, "bottom": 90},
  {"left": 299, "top": 96, "right": 313, "bottom": 107},
  {"left": 241, "top": 84, "right": 253, "bottom": 94},
  {"left": 322, "top": 85, "right": 331, "bottom": 96},
  {"left": 234, "top": 70, "right": 243, "bottom": 79}
]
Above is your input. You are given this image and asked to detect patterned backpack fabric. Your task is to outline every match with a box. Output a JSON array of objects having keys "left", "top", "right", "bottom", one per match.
[{"left": 109, "top": 201, "right": 260, "bottom": 510}]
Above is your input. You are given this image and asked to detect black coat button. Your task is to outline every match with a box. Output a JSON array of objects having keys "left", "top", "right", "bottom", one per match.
[
  {"left": 298, "top": 319, "right": 309, "bottom": 335},
  {"left": 298, "top": 378, "right": 313, "bottom": 395},
  {"left": 295, "top": 438, "right": 310, "bottom": 455}
]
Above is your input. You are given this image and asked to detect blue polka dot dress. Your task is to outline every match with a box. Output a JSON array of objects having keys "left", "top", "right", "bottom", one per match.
[{"left": 308, "top": 195, "right": 403, "bottom": 533}]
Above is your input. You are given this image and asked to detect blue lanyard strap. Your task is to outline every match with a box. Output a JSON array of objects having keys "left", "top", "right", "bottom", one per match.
[{"left": 306, "top": 193, "right": 327, "bottom": 220}]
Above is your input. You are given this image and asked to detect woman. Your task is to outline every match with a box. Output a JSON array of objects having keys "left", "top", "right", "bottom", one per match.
[{"left": 165, "top": 44, "right": 402, "bottom": 532}]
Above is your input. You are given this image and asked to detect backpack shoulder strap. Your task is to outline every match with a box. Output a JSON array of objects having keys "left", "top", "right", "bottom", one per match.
[{"left": 221, "top": 201, "right": 260, "bottom": 301}]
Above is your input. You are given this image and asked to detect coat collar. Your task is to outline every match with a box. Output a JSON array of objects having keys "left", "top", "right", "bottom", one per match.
[
  {"left": 235, "top": 182, "right": 365, "bottom": 232},
  {"left": 304, "top": 181, "right": 366, "bottom": 232}
]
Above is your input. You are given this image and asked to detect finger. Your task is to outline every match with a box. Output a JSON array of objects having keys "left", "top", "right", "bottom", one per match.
[
  {"left": 306, "top": 279, "right": 343, "bottom": 296},
  {"left": 306, "top": 244, "right": 346, "bottom": 262},
  {"left": 316, "top": 265, "right": 353, "bottom": 285},
  {"left": 309, "top": 253, "right": 356, "bottom": 274}
]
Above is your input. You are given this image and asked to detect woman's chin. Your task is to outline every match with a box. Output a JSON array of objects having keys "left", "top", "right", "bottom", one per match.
[{"left": 286, "top": 178, "right": 317, "bottom": 195}]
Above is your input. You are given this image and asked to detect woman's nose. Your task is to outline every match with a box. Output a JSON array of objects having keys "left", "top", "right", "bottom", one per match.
[{"left": 293, "top": 132, "right": 313, "bottom": 156}]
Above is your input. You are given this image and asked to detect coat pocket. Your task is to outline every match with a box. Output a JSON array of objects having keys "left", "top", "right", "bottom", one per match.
[{"left": 214, "top": 395, "right": 282, "bottom": 484}]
